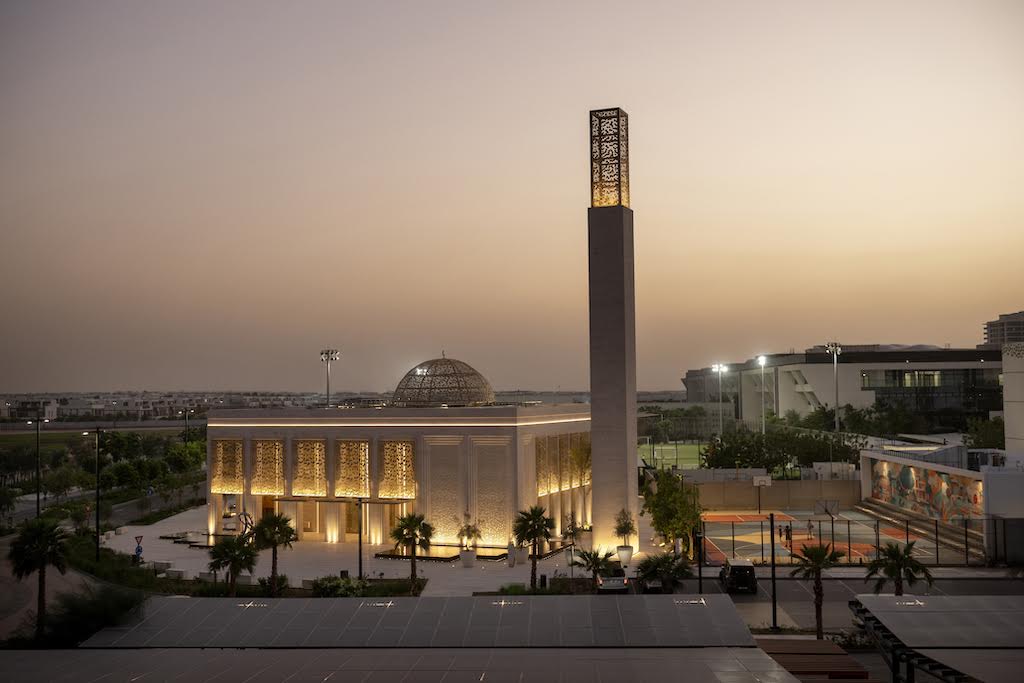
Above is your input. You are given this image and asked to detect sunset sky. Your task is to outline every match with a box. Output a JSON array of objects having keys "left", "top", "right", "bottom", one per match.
[{"left": 2, "top": 1, "right": 1022, "bottom": 393}]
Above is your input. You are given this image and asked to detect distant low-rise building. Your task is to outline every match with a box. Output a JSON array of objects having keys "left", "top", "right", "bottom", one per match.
[{"left": 683, "top": 344, "right": 1002, "bottom": 425}]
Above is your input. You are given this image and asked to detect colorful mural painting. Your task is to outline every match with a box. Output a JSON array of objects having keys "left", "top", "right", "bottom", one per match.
[{"left": 870, "top": 459, "right": 983, "bottom": 521}]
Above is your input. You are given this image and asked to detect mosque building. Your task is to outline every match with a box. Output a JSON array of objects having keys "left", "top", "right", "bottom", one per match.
[{"left": 206, "top": 357, "right": 592, "bottom": 548}]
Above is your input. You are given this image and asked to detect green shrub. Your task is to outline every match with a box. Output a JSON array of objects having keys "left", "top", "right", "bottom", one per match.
[
  {"left": 311, "top": 576, "right": 368, "bottom": 597},
  {"left": 258, "top": 574, "right": 289, "bottom": 596},
  {"left": 9, "top": 584, "right": 144, "bottom": 647}
]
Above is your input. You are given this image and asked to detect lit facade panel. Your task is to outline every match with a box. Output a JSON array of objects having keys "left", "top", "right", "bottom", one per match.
[
  {"left": 476, "top": 444, "right": 509, "bottom": 546},
  {"left": 379, "top": 441, "right": 416, "bottom": 499},
  {"left": 210, "top": 440, "right": 244, "bottom": 494},
  {"left": 590, "top": 108, "right": 629, "bottom": 208},
  {"left": 251, "top": 440, "right": 285, "bottom": 495},
  {"left": 292, "top": 440, "right": 327, "bottom": 497},
  {"left": 336, "top": 440, "right": 369, "bottom": 498}
]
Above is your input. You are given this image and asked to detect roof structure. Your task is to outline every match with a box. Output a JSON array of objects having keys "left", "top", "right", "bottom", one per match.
[
  {"left": 392, "top": 357, "right": 495, "bottom": 407},
  {"left": 851, "top": 594, "right": 1024, "bottom": 683}
]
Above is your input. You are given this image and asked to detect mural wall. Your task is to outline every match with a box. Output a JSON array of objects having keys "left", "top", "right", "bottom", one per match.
[{"left": 870, "top": 459, "right": 983, "bottom": 521}]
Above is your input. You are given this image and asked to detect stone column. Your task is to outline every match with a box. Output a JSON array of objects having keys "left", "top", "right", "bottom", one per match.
[{"left": 588, "top": 204, "right": 639, "bottom": 550}]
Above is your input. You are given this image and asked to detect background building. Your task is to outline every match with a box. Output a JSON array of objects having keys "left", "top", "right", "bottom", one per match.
[
  {"left": 979, "top": 310, "right": 1024, "bottom": 349},
  {"left": 683, "top": 345, "right": 1002, "bottom": 427}
]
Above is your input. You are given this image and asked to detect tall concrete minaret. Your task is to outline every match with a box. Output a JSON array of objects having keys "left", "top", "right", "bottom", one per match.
[{"left": 587, "top": 108, "right": 639, "bottom": 550}]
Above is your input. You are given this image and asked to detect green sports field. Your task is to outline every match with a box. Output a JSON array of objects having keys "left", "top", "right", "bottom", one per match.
[{"left": 637, "top": 442, "right": 702, "bottom": 469}]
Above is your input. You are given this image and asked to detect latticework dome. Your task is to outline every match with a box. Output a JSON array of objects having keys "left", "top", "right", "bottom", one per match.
[{"left": 392, "top": 357, "right": 495, "bottom": 407}]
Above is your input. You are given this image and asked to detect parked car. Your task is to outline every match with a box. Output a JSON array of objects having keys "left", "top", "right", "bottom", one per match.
[
  {"left": 597, "top": 567, "right": 629, "bottom": 593},
  {"left": 718, "top": 558, "right": 758, "bottom": 593}
]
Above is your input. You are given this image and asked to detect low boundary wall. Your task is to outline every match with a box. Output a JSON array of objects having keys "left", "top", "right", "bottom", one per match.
[{"left": 697, "top": 479, "right": 861, "bottom": 510}]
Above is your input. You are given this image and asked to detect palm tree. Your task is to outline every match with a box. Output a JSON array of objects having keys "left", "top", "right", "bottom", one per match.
[
  {"left": 8, "top": 519, "right": 69, "bottom": 639},
  {"left": 253, "top": 513, "right": 298, "bottom": 597},
  {"left": 390, "top": 513, "right": 434, "bottom": 594},
  {"left": 571, "top": 549, "right": 614, "bottom": 592},
  {"left": 865, "top": 541, "right": 934, "bottom": 596},
  {"left": 513, "top": 505, "right": 555, "bottom": 591},
  {"left": 790, "top": 543, "right": 845, "bottom": 639},
  {"left": 208, "top": 535, "right": 258, "bottom": 597},
  {"left": 637, "top": 551, "right": 692, "bottom": 593}
]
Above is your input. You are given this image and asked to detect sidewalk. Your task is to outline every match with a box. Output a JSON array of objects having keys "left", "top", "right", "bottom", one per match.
[{"left": 743, "top": 565, "right": 1019, "bottom": 579}]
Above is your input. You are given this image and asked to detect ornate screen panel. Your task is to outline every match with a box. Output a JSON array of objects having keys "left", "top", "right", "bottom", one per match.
[
  {"left": 210, "top": 440, "right": 244, "bottom": 494},
  {"left": 336, "top": 441, "right": 369, "bottom": 498},
  {"left": 535, "top": 436, "right": 550, "bottom": 496},
  {"left": 379, "top": 441, "right": 416, "bottom": 499},
  {"left": 590, "top": 108, "right": 629, "bottom": 208},
  {"left": 292, "top": 440, "right": 327, "bottom": 497},
  {"left": 558, "top": 434, "right": 571, "bottom": 493},
  {"left": 251, "top": 440, "right": 285, "bottom": 496},
  {"left": 571, "top": 432, "right": 592, "bottom": 489}
]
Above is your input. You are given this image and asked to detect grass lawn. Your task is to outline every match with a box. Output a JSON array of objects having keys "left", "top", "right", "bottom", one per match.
[{"left": 637, "top": 442, "right": 703, "bottom": 469}]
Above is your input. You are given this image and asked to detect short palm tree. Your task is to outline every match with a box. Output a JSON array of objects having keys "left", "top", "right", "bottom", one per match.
[
  {"left": 790, "top": 543, "right": 845, "bottom": 639},
  {"left": 513, "top": 506, "right": 555, "bottom": 591},
  {"left": 637, "top": 551, "right": 692, "bottom": 593},
  {"left": 253, "top": 513, "right": 298, "bottom": 597},
  {"left": 208, "top": 535, "right": 258, "bottom": 597},
  {"left": 8, "top": 519, "right": 69, "bottom": 640},
  {"left": 571, "top": 549, "right": 614, "bottom": 592},
  {"left": 390, "top": 513, "right": 434, "bottom": 594},
  {"left": 866, "top": 541, "right": 934, "bottom": 596}
]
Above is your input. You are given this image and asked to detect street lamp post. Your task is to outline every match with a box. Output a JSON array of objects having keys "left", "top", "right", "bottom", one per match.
[
  {"left": 320, "top": 349, "right": 340, "bottom": 408},
  {"left": 825, "top": 342, "right": 842, "bottom": 480},
  {"left": 28, "top": 415, "right": 49, "bottom": 518},
  {"left": 83, "top": 428, "right": 104, "bottom": 562},
  {"left": 824, "top": 342, "right": 842, "bottom": 433},
  {"left": 757, "top": 356, "right": 767, "bottom": 435},
  {"left": 711, "top": 364, "right": 729, "bottom": 435},
  {"left": 178, "top": 408, "right": 194, "bottom": 448}
]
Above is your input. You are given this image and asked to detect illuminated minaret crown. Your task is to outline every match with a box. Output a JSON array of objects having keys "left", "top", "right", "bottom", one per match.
[{"left": 587, "top": 107, "right": 638, "bottom": 550}]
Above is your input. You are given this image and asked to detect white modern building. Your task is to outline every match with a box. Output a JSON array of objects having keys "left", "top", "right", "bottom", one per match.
[
  {"left": 683, "top": 344, "right": 1002, "bottom": 425},
  {"left": 1004, "top": 342, "right": 1024, "bottom": 456},
  {"left": 206, "top": 357, "right": 593, "bottom": 549}
]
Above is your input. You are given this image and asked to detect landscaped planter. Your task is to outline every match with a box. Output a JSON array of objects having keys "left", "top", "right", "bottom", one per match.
[{"left": 460, "top": 549, "right": 477, "bottom": 568}]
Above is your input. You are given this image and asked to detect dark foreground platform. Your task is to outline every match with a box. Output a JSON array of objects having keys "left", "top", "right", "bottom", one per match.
[
  {"left": 0, "top": 646, "right": 797, "bottom": 682},
  {"left": 83, "top": 594, "right": 754, "bottom": 649}
]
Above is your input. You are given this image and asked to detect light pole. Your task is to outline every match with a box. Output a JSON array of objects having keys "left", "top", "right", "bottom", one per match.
[
  {"left": 824, "top": 342, "right": 842, "bottom": 433},
  {"left": 320, "top": 349, "right": 340, "bottom": 408},
  {"left": 27, "top": 415, "right": 49, "bottom": 518},
  {"left": 825, "top": 342, "right": 842, "bottom": 480},
  {"left": 83, "top": 428, "right": 104, "bottom": 561},
  {"left": 757, "top": 356, "right": 767, "bottom": 435},
  {"left": 178, "top": 408, "right": 194, "bottom": 448},
  {"left": 711, "top": 364, "right": 729, "bottom": 435}
]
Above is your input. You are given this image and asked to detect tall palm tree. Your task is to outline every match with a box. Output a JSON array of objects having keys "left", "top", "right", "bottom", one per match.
[
  {"left": 790, "top": 543, "right": 845, "bottom": 639},
  {"left": 390, "top": 513, "right": 434, "bottom": 594},
  {"left": 253, "top": 513, "right": 298, "bottom": 597},
  {"left": 8, "top": 519, "right": 69, "bottom": 640},
  {"left": 571, "top": 549, "right": 614, "bottom": 592},
  {"left": 866, "top": 541, "right": 934, "bottom": 596},
  {"left": 208, "top": 535, "right": 258, "bottom": 597},
  {"left": 637, "top": 551, "right": 692, "bottom": 593},
  {"left": 513, "top": 505, "right": 555, "bottom": 591}
]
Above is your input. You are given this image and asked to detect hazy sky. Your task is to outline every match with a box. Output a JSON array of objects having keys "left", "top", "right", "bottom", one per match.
[{"left": 2, "top": 1, "right": 1022, "bottom": 393}]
